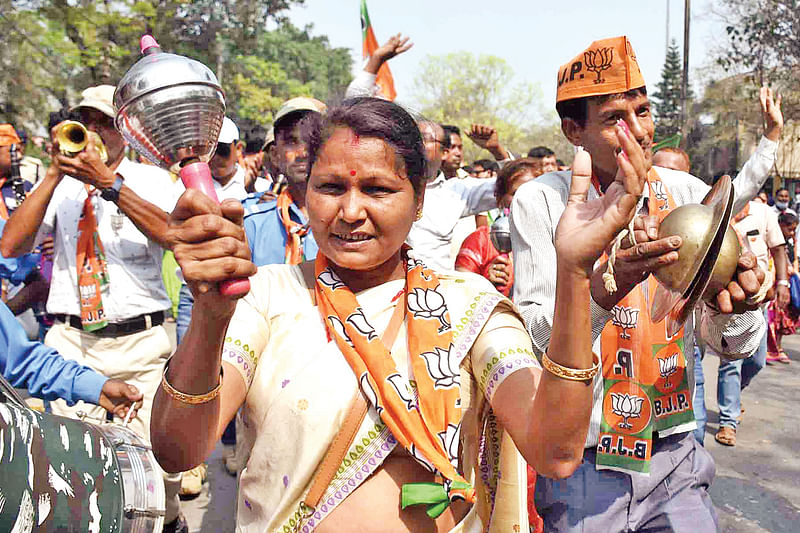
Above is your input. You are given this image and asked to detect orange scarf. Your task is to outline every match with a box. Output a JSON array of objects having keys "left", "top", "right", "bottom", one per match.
[
  {"left": 276, "top": 189, "right": 308, "bottom": 265},
  {"left": 76, "top": 185, "right": 109, "bottom": 331},
  {"left": 594, "top": 170, "right": 694, "bottom": 474},
  {"left": 0, "top": 179, "right": 9, "bottom": 221},
  {"left": 315, "top": 253, "right": 475, "bottom": 518}
]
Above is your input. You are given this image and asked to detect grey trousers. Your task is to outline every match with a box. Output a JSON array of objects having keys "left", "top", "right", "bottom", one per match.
[{"left": 534, "top": 432, "right": 718, "bottom": 532}]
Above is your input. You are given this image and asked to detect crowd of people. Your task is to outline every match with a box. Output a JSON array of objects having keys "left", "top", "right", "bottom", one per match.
[{"left": 0, "top": 30, "right": 790, "bottom": 533}]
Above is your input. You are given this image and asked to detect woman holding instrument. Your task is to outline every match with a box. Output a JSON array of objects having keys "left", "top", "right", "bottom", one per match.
[{"left": 151, "top": 97, "right": 648, "bottom": 532}]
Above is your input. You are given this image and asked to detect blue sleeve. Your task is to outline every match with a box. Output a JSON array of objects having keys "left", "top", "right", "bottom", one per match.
[{"left": 0, "top": 303, "right": 107, "bottom": 405}]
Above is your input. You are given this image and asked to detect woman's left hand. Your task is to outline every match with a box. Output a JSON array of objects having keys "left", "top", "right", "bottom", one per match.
[{"left": 554, "top": 123, "right": 647, "bottom": 276}]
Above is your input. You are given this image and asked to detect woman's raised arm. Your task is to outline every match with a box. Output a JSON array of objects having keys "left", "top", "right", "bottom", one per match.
[
  {"left": 491, "top": 123, "right": 646, "bottom": 478},
  {"left": 150, "top": 190, "right": 257, "bottom": 472}
]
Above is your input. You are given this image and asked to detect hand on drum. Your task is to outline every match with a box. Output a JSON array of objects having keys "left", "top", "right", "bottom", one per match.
[
  {"left": 99, "top": 379, "right": 143, "bottom": 419},
  {"left": 710, "top": 251, "right": 767, "bottom": 314},
  {"left": 169, "top": 189, "right": 257, "bottom": 314},
  {"left": 554, "top": 121, "right": 647, "bottom": 276}
]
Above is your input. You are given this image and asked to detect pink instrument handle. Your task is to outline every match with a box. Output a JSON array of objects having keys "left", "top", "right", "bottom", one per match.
[{"left": 179, "top": 162, "right": 251, "bottom": 296}]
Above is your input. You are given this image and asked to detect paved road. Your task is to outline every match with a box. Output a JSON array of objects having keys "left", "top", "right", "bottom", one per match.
[
  {"left": 703, "top": 335, "right": 800, "bottom": 533},
  {"left": 179, "top": 329, "right": 800, "bottom": 532}
]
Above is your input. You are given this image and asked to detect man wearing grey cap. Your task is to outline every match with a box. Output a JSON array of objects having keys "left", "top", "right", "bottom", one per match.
[
  {"left": 0, "top": 84, "right": 187, "bottom": 533},
  {"left": 242, "top": 96, "right": 325, "bottom": 267}
]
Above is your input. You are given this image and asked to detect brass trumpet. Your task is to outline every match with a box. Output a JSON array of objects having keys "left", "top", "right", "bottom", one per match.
[{"left": 56, "top": 121, "right": 108, "bottom": 162}]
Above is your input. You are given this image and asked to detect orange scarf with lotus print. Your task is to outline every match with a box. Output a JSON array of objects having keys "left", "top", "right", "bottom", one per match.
[
  {"left": 314, "top": 253, "right": 475, "bottom": 519},
  {"left": 594, "top": 170, "right": 694, "bottom": 475},
  {"left": 76, "top": 185, "right": 110, "bottom": 331},
  {"left": 277, "top": 189, "right": 308, "bottom": 265}
]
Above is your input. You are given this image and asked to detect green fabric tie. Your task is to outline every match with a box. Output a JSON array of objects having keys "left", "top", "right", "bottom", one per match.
[{"left": 401, "top": 481, "right": 471, "bottom": 519}]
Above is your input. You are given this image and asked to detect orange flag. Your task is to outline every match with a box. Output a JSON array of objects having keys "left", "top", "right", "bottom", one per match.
[{"left": 360, "top": 0, "right": 397, "bottom": 101}]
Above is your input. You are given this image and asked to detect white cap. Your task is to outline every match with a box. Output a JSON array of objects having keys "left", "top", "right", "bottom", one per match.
[
  {"left": 72, "top": 85, "right": 117, "bottom": 119},
  {"left": 218, "top": 117, "right": 239, "bottom": 144}
]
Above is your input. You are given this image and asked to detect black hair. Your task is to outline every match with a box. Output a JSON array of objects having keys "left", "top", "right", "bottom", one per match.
[
  {"left": 306, "top": 97, "right": 427, "bottom": 198},
  {"left": 527, "top": 146, "right": 555, "bottom": 158},
  {"left": 776, "top": 187, "right": 790, "bottom": 195},
  {"left": 779, "top": 211, "right": 798, "bottom": 226},
  {"left": 495, "top": 158, "right": 541, "bottom": 200},
  {"left": 473, "top": 159, "right": 499, "bottom": 172},
  {"left": 47, "top": 108, "right": 79, "bottom": 132},
  {"left": 556, "top": 87, "right": 648, "bottom": 128},
  {"left": 441, "top": 124, "right": 461, "bottom": 149}
]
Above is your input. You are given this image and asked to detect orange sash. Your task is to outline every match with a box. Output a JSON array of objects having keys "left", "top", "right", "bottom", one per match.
[
  {"left": 76, "top": 185, "right": 109, "bottom": 331},
  {"left": 315, "top": 253, "right": 475, "bottom": 518},
  {"left": 595, "top": 170, "right": 694, "bottom": 474},
  {"left": 276, "top": 189, "right": 308, "bottom": 265},
  {"left": 0, "top": 179, "right": 9, "bottom": 221}
]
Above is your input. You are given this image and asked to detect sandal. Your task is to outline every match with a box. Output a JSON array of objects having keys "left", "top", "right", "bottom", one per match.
[
  {"left": 778, "top": 352, "right": 791, "bottom": 364},
  {"left": 715, "top": 426, "right": 736, "bottom": 446}
]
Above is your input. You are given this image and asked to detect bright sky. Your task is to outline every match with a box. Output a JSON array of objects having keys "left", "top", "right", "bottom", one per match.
[{"left": 288, "top": 0, "right": 725, "bottom": 121}]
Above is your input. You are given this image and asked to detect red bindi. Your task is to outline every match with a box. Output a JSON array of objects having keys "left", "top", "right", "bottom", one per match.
[{"left": 349, "top": 169, "right": 357, "bottom": 176}]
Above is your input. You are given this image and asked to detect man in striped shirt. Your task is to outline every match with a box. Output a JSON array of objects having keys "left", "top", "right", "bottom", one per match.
[{"left": 510, "top": 36, "right": 782, "bottom": 532}]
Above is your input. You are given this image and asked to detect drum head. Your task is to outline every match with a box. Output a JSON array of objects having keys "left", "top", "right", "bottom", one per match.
[{"left": 651, "top": 175, "right": 734, "bottom": 330}]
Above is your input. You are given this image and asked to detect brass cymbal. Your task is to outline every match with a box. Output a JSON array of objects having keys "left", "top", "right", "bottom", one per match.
[{"left": 651, "top": 175, "right": 735, "bottom": 334}]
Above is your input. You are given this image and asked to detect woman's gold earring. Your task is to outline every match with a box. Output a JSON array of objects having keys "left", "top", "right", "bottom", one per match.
[{"left": 415, "top": 207, "right": 423, "bottom": 221}]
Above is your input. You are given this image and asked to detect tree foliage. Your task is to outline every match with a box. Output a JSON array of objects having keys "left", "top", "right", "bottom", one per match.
[
  {"left": 411, "top": 52, "right": 572, "bottom": 163},
  {"left": 698, "top": 0, "right": 800, "bottom": 181},
  {"left": 0, "top": 0, "right": 352, "bottom": 133},
  {"left": 651, "top": 39, "right": 687, "bottom": 142}
]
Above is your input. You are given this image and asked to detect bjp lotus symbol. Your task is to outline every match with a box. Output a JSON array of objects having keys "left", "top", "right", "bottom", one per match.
[
  {"left": 612, "top": 306, "right": 639, "bottom": 339},
  {"left": 584, "top": 47, "right": 614, "bottom": 84},
  {"left": 610, "top": 392, "right": 645, "bottom": 429},
  {"left": 658, "top": 354, "right": 679, "bottom": 389}
]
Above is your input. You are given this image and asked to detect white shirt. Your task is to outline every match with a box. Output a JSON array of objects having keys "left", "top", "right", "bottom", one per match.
[
  {"left": 171, "top": 165, "right": 248, "bottom": 203},
  {"left": 510, "top": 135, "right": 777, "bottom": 448},
  {"left": 734, "top": 201, "right": 784, "bottom": 274},
  {"left": 35, "top": 157, "right": 174, "bottom": 320},
  {"left": 406, "top": 172, "right": 497, "bottom": 271}
]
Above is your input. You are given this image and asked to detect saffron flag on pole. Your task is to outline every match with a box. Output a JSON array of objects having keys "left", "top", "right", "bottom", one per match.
[{"left": 360, "top": 0, "right": 397, "bottom": 101}]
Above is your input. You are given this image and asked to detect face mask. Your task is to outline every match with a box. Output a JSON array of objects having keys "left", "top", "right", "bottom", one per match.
[{"left": 776, "top": 201, "right": 789, "bottom": 210}]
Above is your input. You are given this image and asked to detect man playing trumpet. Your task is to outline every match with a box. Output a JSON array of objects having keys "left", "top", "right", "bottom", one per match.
[{"left": 0, "top": 84, "right": 188, "bottom": 533}]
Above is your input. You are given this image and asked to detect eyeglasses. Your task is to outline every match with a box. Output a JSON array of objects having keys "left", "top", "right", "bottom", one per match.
[{"left": 215, "top": 142, "right": 233, "bottom": 158}]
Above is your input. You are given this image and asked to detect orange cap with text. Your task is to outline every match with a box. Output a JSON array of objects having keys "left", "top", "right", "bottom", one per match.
[
  {"left": 0, "top": 124, "right": 21, "bottom": 147},
  {"left": 556, "top": 36, "right": 646, "bottom": 103}
]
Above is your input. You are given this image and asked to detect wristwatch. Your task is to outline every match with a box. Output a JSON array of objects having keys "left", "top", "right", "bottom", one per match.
[
  {"left": 777, "top": 279, "right": 791, "bottom": 288},
  {"left": 100, "top": 174, "right": 124, "bottom": 203}
]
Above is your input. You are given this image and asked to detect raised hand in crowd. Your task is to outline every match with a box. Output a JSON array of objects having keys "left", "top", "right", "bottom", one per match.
[
  {"left": 241, "top": 150, "right": 264, "bottom": 192},
  {"left": 760, "top": 86, "right": 783, "bottom": 142},
  {"left": 98, "top": 379, "right": 144, "bottom": 419},
  {"left": 466, "top": 123, "right": 510, "bottom": 161},
  {"left": 486, "top": 254, "right": 512, "bottom": 286},
  {"left": 365, "top": 33, "right": 413, "bottom": 74}
]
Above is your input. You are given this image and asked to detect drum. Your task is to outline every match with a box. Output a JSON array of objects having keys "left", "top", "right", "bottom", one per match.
[
  {"left": 0, "top": 372, "right": 164, "bottom": 532},
  {"left": 83, "top": 418, "right": 166, "bottom": 533}
]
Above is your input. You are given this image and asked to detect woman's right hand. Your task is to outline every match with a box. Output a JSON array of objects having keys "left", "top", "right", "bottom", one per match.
[{"left": 170, "top": 189, "right": 257, "bottom": 317}]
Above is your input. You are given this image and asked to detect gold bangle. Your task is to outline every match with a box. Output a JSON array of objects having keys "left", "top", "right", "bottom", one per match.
[
  {"left": 542, "top": 351, "right": 601, "bottom": 382},
  {"left": 161, "top": 361, "right": 223, "bottom": 405}
]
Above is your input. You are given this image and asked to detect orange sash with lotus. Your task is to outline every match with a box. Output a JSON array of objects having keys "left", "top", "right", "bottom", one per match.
[
  {"left": 277, "top": 189, "right": 308, "bottom": 265},
  {"left": 315, "top": 253, "right": 474, "bottom": 518},
  {"left": 76, "top": 185, "right": 110, "bottom": 331},
  {"left": 595, "top": 171, "right": 694, "bottom": 474}
]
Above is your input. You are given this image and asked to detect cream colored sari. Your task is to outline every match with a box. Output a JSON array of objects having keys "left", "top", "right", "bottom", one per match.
[{"left": 222, "top": 264, "right": 540, "bottom": 532}]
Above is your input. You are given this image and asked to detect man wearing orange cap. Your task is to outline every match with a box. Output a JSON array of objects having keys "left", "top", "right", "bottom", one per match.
[
  {"left": 0, "top": 124, "right": 51, "bottom": 339},
  {"left": 510, "top": 36, "right": 783, "bottom": 531}
]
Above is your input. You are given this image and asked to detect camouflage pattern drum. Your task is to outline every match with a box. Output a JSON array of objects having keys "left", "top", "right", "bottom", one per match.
[{"left": 0, "top": 376, "right": 164, "bottom": 532}]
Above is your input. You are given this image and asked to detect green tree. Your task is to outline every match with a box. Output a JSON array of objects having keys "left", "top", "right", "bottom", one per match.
[
  {"left": 411, "top": 52, "right": 572, "bottom": 163},
  {"left": 0, "top": 0, "right": 350, "bottom": 137},
  {"left": 651, "top": 39, "right": 686, "bottom": 142}
]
